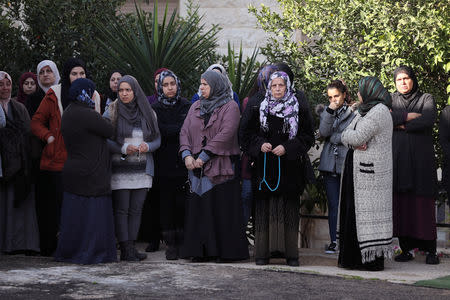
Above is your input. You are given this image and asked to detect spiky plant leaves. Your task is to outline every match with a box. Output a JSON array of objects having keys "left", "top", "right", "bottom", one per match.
[{"left": 95, "top": 0, "right": 218, "bottom": 96}]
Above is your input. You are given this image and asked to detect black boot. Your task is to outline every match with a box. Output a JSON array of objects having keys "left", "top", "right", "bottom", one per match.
[
  {"left": 163, "top": 230, "right": 178, "bottom": 260},
  {"left": 132, "top": 241, "right": 147, "bottom": 261},
  {"left": 119, "top": 241, "right": 139, "bottom": 262}
]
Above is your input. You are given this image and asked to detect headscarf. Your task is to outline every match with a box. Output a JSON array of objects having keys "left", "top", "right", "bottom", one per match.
[
  {"left": 106, "top": 69, "right": 125, "bottom": 101},
  {"left": 116, "top": 75, "right": 159, "bottom": 144},
  {"left": 154, "top": 68, "right": 168, "bottom": 82},
  {"left": 69, "top": 78, "right": 96, "bottom": 109},
  {"left": 199, "top": 70, "right": 233, "bottom": 117},
  {"left": 357, "top": 76, "right": 392, "bottom": 117},
  {"left": 36, "top": 60, "right": 60, "bottom": 93},
  {"left": 0, "top": 71, "right": 12, "bottom": 113},
  {"left": 61, "top": 58, "right": 87, "bottom": 110},
  {"left": 393, "top": 65, "right": 419, "bottom": 102},
  {"left": 257, "top": 65, "right": 278, "bottom": 93},
  {"left": 197, "top": 64, "right": 234, "bottom": 99},
  {"left": 17, "top": 72, "right": 38, "bottom": 105},
  {"left": 259, "top": 71, "right": 299, "bottom": 140},
  {"left": 157, "top": 69, "right": 181, "bottom": 106}
]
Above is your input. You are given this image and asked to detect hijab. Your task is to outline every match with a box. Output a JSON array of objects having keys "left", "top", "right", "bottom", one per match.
[
  {"left": 116, "top": 75, "right": 159, "bottom": 144},
  {"left": 36, "top": 60, "right": 60, "bottom": 93},
  {"left": 257, "top": 65, "right": 278, "bottom": 93},
  {"left": 106, "top": 69, "right": 125, "bottom": 101},
  {"left": 0, "top": 71, "right": 12, "bottom": 113},
  {"left": 199, "top": 70, "right": 233, "bottom": 117},
  {"left": 259, "top": 71, "right": 299, "bottom": 140},
  {"left": 157, "top": 69, "right": 181, "bottom": 106},
  {"left": 17, "top": 72, "right": 38, "bottom": 105},
  {"left": 197, "top": 64, "right": 234, "bottom": 99},
  {"left": 61, "top": 58, "right": 87, "bottom": 110},
  {"left": 393, "top": 65, "right": 420, "bottom": 102},
  {"left": 357, "top": 76, "right": 392, "bottom": 117},
  {"left": 69, "top": 78, "right": 96, "bottom": 109}
]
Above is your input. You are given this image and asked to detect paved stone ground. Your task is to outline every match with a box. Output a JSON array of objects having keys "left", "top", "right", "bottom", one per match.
[{"left": 0, "top": 245, "right": 450, "bottom": 299}]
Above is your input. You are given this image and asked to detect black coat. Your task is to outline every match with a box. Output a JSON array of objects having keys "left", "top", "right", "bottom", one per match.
[
  {"left": 152, "top": 98, "right": 191, "bottom": 179},
  {"left": 61, "top": 102, "right": 114, "bottom": 196},
  {"left": 439, "top": 105, "right": 450, "bottom": 199},
  {"left": 391, "top": 91, "right": 437, "bottom": 197},
  {"left": 240, "top": 90, "right": 315, "bottom": 194}
]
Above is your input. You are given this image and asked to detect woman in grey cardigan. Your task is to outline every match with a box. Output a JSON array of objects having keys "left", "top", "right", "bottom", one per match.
[
  {"left": 104, "top": 75, "right": 161, "bottom": 261},
  {"left": 318, "top": 80, "right": 355, "bottom": 254},
  {"left": 338, "top": 76, "right": 393, "bottom": 271}
]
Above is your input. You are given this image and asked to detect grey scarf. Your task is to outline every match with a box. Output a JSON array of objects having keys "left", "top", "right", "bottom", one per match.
[
  {"left": 116, "top": 75, "right": 159, "bottom": 144},
  {"left": 199, "top": 70, "right": 232, "bottom": 117}
]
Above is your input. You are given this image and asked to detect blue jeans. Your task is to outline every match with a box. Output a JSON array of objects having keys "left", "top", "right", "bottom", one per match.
[
  {"left": 323, "top": 173, "right": 341, "bottom": 242},
  {"left": 241, "top": 179, "right": 253, "bottom": 224}
]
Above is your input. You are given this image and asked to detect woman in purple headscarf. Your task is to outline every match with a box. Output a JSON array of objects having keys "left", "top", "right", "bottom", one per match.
[{"left": 245, "top": 71, "right": 314, "bottom": 266}]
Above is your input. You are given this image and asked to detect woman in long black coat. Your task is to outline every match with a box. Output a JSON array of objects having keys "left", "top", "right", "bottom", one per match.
[
  {"left": 244, "top": 71, "right": 314, "bottom": 266},
  {"left": 152, "top": 70, "right": 191, "bottom": 260},
  {"left": 391, "top": 66, "right": 439, "bottom": 265}
]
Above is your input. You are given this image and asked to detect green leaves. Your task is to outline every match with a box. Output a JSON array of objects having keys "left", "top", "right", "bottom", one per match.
[
  {"left": 249, "top": 0, "right": 449, "bottom": 110},
  {"left": 94, "top": 0, "right": 219, "bottom": 96},
  {"left": 225, "top": 41, "right": 261, "bottom": 102}
]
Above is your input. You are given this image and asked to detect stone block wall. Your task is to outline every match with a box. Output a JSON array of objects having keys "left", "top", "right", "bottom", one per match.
[{"left": 179, "top": 0, "right": 279, "bottom": 59}]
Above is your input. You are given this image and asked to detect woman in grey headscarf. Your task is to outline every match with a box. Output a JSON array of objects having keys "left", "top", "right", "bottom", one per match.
[
  {"left": 179, "top": 70, "right": 249, "bottom": 262},
  {"left": 190, "top": 64, "right": 240, "bottom": 109},
  {"left": 104, "top": 75, "right": 161, "bottom": 261}
]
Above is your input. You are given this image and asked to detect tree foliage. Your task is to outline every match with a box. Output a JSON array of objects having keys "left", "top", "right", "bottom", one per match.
[
  {"left": 249, "top": 0, "right": 449, "bottom": 108},
  {"left": 94, "top": 1, "right": 220, "bottom": 96},
  {"left": 224, "top": 42, "right": 262, "bottom": 102},
  {"left": 0, "top": 0, "right": 125, "bottom": 92}
]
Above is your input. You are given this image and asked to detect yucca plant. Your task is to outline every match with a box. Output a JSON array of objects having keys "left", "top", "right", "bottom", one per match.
[
  {"left": 94, "top": 0, "right": 219, "bottom": 96},
  {"left": 224, "top": 41, "right": 262, "bottom": 102}
]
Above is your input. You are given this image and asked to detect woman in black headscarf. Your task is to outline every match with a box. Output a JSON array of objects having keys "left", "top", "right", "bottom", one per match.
[
  {"left": 391, "top": 66, "right": 439, "bottom": 265},
  {"left": 56, "top": 78, "right": 116, "bottom": 264},
  {"left": 104, "top": 75, "right": 161, "bottom": 261},
  {"left": 339, "top": 76, "right": 393, "bottom": 271},
  {"left": 151, "top": 70, "right": 191, "bottom": 260},
  {"left": 103, "top": 70, "right": 124, "bottom": 113}
]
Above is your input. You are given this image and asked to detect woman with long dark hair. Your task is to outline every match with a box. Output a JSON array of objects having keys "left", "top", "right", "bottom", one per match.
[{"left": 318, "top": 80, "right": 355, "bottom": 254}]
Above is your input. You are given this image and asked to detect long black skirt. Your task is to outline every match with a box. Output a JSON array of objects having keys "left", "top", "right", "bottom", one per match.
[
  {"left": 180, "top": 177, "right": 249, "bottom": 261},
  {"left": 55, "top": 192, "right": 117, "bottom": 264},
  {"left": 338, "top": 150, "right": 384, "bottom": 270},
  {"left": 338, "top": 150, "right": 363, "bottom": 268}
]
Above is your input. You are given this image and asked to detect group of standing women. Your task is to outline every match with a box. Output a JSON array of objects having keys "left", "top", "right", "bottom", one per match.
[
  {"left": 0, "top": 59, "right": 444, "bottom": 270},
  {"left": 319, "top": 66, "right": 441, "bottom": 271}
]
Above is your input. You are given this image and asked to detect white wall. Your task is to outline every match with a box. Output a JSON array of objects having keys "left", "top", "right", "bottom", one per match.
[{"left": 179, "top": 0, "right": 279, "bottom": 60}]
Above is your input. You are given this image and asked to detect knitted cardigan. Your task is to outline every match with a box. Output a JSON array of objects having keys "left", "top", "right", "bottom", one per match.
[{"left": 340, "top": 103, "right": 393, "bottom": 263}]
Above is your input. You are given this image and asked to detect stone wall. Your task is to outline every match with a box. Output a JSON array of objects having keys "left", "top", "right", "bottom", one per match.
[{"left": 179, "top": 0, "right": 279, "bottom": 59}]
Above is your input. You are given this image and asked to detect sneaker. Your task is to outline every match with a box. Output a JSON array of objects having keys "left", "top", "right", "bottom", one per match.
[
  {"left": 394, "top": 251, "right": 413, "bottom": 262},
  {"left": 325, "top": 242, "right": 337, "bottom": 254},
  {"left": 425, "top": 253, "right": 440, "bottom": 265}
]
